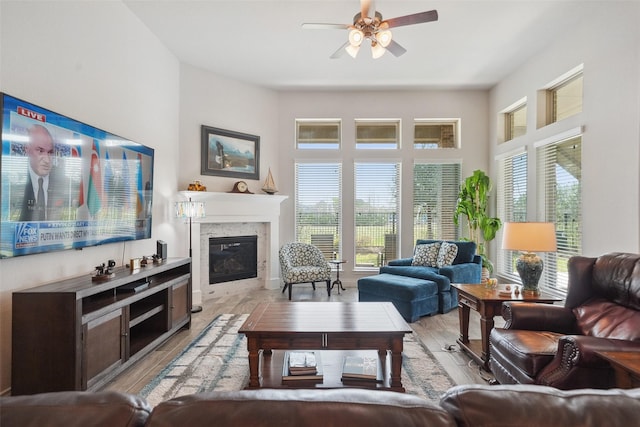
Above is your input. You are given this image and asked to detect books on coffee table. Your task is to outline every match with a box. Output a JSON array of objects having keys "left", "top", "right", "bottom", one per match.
[
  {"left": 282, "top": 351, "right": 323, "bottom": 381},
  {"left": 341, "top": 355, "right": 383, "bottom": 382}
]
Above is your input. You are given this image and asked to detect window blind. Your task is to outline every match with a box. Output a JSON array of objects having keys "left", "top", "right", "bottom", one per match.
[
  {"left": 537, "top": 136, "right": 582, "bottom": 294},
  {"left": 354, "top": 162, "right": 400, "bottom": 267},
  {"left": 295, "top": 163, "right": 342, "bottom": 259},
  {"left": 413, "top": 162, "right": 461, "bottom": 241},
  {"left": 496, "top": 150, "right": 528, "bottom": 280}
]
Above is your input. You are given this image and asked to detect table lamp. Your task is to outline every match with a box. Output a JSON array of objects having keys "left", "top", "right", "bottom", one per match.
[
  {"left": 501, "top": 222, "right": 557, "bottom": 294},
  {"left": 175, "top": 198, "right": 206, "bottom": 312}
]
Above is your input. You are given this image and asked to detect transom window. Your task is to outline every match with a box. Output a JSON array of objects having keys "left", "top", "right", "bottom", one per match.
[
  {"left": 355, "top": 120, "right": 399, "bottom": 149},
  {"left": 414, "top": 120, "right": 459, "bottom": 149},
  {"left": 505, "top": 104, "right": 527, "bottom": 141},
  {"left": 550, "top": 73, "right": 583, "bottom": 122},
  {"left": 296, "top": 119, "right": 341, "bottom": 149}
]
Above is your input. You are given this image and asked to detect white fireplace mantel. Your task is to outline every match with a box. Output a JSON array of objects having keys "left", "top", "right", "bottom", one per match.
[{"left": 178, "top": 191, "right": 287, "bottom": 304}]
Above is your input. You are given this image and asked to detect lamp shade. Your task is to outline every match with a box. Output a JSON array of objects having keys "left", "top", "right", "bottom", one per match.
[
  {"left": 502, "top": 222, "right": 557, "bottom": 252},
  {"left": 348, "top": 29, "right": 364, "bottom": 46},
  {"left": 377, "top": 30, "right": 393, "bottom": 48},
  {"left": 371, "top": 42, "right": 386, "bottom": 59},
  {"left": 175, "top": 201, "right": 205, "bottom": 219}
]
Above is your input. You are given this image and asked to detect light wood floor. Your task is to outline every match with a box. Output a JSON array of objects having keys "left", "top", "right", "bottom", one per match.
[{"left": 106, "top": 281, "right": 499, "bottom": 393}]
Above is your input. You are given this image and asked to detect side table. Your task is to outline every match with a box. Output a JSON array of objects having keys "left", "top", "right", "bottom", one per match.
[
  {"left": 329, "top": 260, "right": 347, "bottom": 294},
  {"left": 451, "top": 283, "right": 561, "bottom": 371},
  {"left": 595, "top": 351, "right": 640, "bottom": 389}
]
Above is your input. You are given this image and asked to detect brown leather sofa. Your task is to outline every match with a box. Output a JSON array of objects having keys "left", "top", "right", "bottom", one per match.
[
  {"left": 2, "top": 385, "right": 640, "bottom": 427},
  {"left": 490, "top": 252, "right": 640, "bottom": 388}
]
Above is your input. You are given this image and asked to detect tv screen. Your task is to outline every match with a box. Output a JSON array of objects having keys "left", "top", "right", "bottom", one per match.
[{"left": 1, "top": 93, "right": 154, "bottom": 258}]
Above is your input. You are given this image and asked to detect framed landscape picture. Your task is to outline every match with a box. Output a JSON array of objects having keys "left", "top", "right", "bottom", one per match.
[{"left": 201, "top": 125, "right": 260, "bottom": 179}]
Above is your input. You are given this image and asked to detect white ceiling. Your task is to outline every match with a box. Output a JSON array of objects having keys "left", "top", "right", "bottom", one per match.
[{"left": 124, "top": 0, "right": 590, "bottom": 91}]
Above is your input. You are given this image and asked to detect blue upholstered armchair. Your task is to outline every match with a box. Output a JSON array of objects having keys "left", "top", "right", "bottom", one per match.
[
  {"left": 279, "top": 242, "right": 332, "bottom": 300},
  {"left": 380, "top": 240, "right": 482, "bottom": 313}
]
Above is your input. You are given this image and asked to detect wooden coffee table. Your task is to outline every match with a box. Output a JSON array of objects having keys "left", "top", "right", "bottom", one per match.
[{"left": 238, "top": 302, "right": 412, "bottom": 391}]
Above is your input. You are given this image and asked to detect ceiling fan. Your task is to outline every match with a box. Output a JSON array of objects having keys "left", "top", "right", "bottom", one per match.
[{"left": 302, "top": 0, "right": 438, "bottom": 59}]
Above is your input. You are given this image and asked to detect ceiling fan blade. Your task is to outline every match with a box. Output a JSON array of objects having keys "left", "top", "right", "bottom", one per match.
[
  {"left": 361, "top": 0, "right": 373, "bottom": 19},
  {"left": 330, "top": 41, "right": 351, "bottom": 59},
  {"left": 385, "top": 40, "right": 407, "bottom": 57},
  {"left": 381, "top": 10, "right": 438, "bottom": 29},
  {"left": 302, "top": 23, "right": 350, "bottom": 30}
]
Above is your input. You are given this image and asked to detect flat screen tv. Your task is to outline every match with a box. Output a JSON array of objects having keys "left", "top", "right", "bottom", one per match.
[{"left": 1, "top": 93, "right": 154, "bottom": 258}]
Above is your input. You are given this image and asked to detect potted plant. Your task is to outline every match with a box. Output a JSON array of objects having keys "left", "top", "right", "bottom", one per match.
[{"left": 453, "top": 170, "right": 502, "bottom": 281}]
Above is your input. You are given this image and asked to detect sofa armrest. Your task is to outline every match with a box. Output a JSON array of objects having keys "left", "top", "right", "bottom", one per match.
[
  {"left": 441, "top": 384, "right": 640, "bottom": 427},
  {"left": 387, "top": 258, "right": 413, "bottom": 266},
  {"left": 536, "top": 335, "right": 640, "bottom": 389},
  {"left": 502, "top": 302, "right": 579, "bottom": 334},
  {"left": 438, "top": 262, "right": 481, "bottom": 284},
  {"left": 0, "top": 391, "right": 151, "bottom": 427},
  {"left": 558, "top": 335, "right": 640, "bottom": 367}
]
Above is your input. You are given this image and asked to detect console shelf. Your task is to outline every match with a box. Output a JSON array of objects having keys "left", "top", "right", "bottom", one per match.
[{"left": 11, "top": 257, "right": 191, "bottom": 395}]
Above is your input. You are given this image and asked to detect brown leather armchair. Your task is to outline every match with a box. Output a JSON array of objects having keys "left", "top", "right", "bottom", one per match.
[{"left": 489, "top": 252, "right": 640, "bottom": 389}]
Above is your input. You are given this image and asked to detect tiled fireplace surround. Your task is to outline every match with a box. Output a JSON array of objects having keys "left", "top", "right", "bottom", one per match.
[{"left": 182, "top": 191, "right": 287, "bottom": 305}]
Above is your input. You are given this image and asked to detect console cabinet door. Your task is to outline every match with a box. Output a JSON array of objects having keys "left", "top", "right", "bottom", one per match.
[
  {"left": 83, "top": 308, "right": 125, "bottom": 389},
  {"left": 171, "top": 279, "right": 189, "bottom": 326}
]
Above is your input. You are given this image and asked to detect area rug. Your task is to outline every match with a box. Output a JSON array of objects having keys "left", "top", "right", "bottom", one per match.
[{"left": 139, "top": 313, "right": 455, "bottom": 407}]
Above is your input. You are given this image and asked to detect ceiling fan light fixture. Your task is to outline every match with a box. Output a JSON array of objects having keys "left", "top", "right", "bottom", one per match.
[
  {"left": 371, "top": 41, "right": 386, "bottom": 59},
  {"left": 348, "top": 29, "right": 364, "bottom": 46},
  {"left": 377, "top": 29, "right": 393, "bottom": 48},
  {"left": 345, "top": 43, "right": 360, "bottom": 58}
]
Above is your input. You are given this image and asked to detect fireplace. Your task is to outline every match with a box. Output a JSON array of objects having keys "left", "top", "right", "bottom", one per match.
[{"left": 208, "top": 235, "right": 258, "bottom": 284}]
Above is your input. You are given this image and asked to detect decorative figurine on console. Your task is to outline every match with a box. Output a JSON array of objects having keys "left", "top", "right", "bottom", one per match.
[{"left": 92, "top": 259, "right": 116, "bottom": 282}]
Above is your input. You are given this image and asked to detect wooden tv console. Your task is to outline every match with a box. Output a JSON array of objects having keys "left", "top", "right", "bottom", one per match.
[{"left": 11, "top": 257, "right": 191, "bottom": 395}]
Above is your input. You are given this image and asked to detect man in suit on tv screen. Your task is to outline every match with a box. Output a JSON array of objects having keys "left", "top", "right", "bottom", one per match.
[{"left": 19, "top": 124, "right": 71, "bottom": 221}]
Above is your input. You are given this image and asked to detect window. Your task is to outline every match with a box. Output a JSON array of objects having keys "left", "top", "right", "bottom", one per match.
[
  {"left": 296, "top": 120, "right": 341, "bottom": 149},
  {"left": 295, "top": 163, "right": 342, "bottom": 260},
  {"left": 413, "top": 162, "right": 461, "bottom": 241},
  {"left": 549, "top": 73, "right": 583, "bottom": 122},
  {"left": 496, "top": 150, "right": 528, "bottom": 280},
  {"left": 537, "top": 134, "right": 582, "bottom": 294},
  {"left": 355, "top": 120, "right": 399, "bottom": 149},
  {"left": 414, "top": 120, "right": 459, "bottom": 149},
  {"left": 505, "top": 104, "right": 527, "bottom": 141},
  {"left": 354, "top": 162, "right": 400, "bottom": 267}
]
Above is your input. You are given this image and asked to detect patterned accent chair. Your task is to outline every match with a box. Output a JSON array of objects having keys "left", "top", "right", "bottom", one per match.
[{"left": 279, "top": 242, "right": 332, "bottom": 300}]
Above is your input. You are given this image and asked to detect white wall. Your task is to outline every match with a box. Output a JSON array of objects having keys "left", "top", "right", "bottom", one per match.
[
  {"left": 0, "top": 1, "right": 180, "bottom": 393},
  {"left": 277, "top": 89, "right": 490, "bottom": 281},
  {"left": 489, "top": 2, "right": 640, "bottom": 257},
  {"left": 177, "top": 64, "right": 279, "bottom": 194}
]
